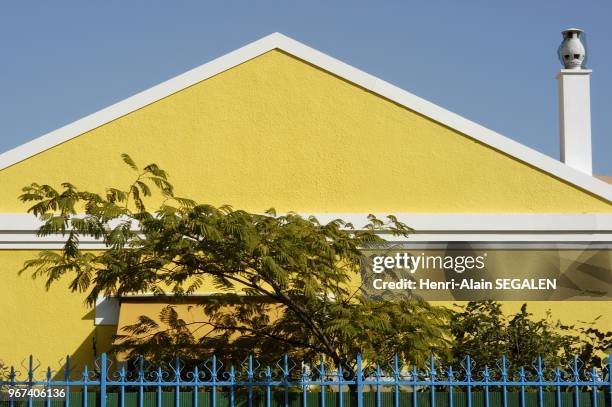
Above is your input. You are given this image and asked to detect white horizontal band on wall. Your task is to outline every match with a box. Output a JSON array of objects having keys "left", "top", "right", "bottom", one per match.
[{"left": 2, "top": 213, "right": 612, "bottom": 246}]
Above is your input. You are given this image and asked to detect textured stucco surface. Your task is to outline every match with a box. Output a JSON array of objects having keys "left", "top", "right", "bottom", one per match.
[
  {"left": 0, "top": 251, "right": 115, "bottom": 373},
  {"left": 0, "top": 50, "right": 610, "bottom": 213},
  {"left": 0, "top": 50, "right": 611, "bottom": 369}
]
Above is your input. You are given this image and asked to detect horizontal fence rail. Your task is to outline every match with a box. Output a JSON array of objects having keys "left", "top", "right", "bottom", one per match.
[{"left": 0, "top": 354, "right": 610, "bottom": 407}]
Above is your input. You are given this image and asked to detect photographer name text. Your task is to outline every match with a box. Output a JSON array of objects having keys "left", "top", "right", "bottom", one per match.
[{"left": 372, "top": 278, "right": 557, "bottom": 291}]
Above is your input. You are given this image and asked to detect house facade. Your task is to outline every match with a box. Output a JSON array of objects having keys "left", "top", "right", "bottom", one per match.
[{"left": 0, "top": 33, "right": 610, "bottom": 370}]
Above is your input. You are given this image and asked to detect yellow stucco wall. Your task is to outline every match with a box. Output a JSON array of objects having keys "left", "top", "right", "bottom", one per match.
[
  {"left": 0, "top": 49, "right": 611, "bottom": 370},
  {"left": 0, "top": 251, "right": 115, "bottom": 373},
  {"left": 0, "top": 50, "right": 610, "bottom": 213}
]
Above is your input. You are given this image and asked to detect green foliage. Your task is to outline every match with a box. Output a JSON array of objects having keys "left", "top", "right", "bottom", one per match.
[
  {"left": 449, "top": 301, "right": 612, "bottom": 370},
  {"left": 19, "top": 155, "right": 449, "bottom": 371}
]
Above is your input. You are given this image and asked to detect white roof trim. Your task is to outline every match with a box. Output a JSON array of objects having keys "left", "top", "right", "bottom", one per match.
[
  {"left": 3, "top": 213, "right": 612, "bottom": 232},
  {"left": 0, "top": 33, "right": 611, "bottom": 202}
]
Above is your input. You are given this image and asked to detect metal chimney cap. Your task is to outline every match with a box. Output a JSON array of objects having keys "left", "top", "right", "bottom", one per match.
[
  {"left": 562, "top": 28, "right": 584, "bottom": 36},
  {"left": 559, "top": 28, "right": 586, "bottom": 69}
]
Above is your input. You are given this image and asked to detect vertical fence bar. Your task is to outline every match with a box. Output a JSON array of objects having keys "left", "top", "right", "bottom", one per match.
[
  {"left": 27, "top": 355, "right": 33, "bottom": 407},
  {"left": 320, "top": 358, "right": 326, "bottom": 407},
  {"left": 229, "top": 366, "right": 235, "bottom": 407},
  {"left": 100, "top": 354, "right": 107, "bottom": 407},
  {"left": 501, "top": 356, "right": 508, "bottom": 407},
  {"left": 9, "top": 366, "right": 15, "bottom": 407},
  {"left": 429, "top": 355, "right": 436, "bottom": 407},
  {"left": 519, "top": 367, "right": 526, "bottom": 407},
  {"left": 46, "top": 367, "right": 52, "bottom": 407},
  {"left": 555, "top": 367, "right": 562, "bottom": 407},
  {"left": 193, "top": 366, "right": 199, "bottom": 407},
  {"left": 591, "top": 367, "right": 598, "bottom": 407},
  {"left": 375, "top": 365, "right": 381, "bottom": 407},
  {"left": 411, "top": 365, "right": 417, "bottom": 407},
  {"left": 301, "top": 363, "right": 308, "bottom": 407},
  {"left": 138, "top": 356, "right": 144, "bottom": 407},
  {"left": 356, "top": 354, "right": 363, "bottom": 407},
  {"left": 120, "top": 366, "right": 126, "bottom": 407},
  {"left": 466, "top": 356, "right": 472, "bottom": 407},
  {"left": 393, "top": 355, "right": 399, "bottom": 407},
  {"left": 157, "top": 367, "right": 162, "bottom": 407},
  {"left": 284, "top": 355, "right": 289, "bottom": 407},
  {"left": 266, "top": 366, "right": 271, "bottom": 407},
  {"left": 175, "top": 357, "right": 181, "bottom": 407},
  {"left": 65, "top": 356, "right": 71, "bottom": 407},
  {"left": 448, "top": 366, "right": 454, "bottom": 407},
  {"left": 338, "top": 364, "right": 344, "bottom": 407},
  {"left": 483, "top": 366, "right": 490, "bottom": 407},
  {"left": 248, "top": 355, "right": 254, "bottom": 407},
  {"left": 573, "top": 356, "right": 579, "bottom": 407},
  {"left": 537, "top": 356, "right": 543, "bottom": 407},
  {"left": 83, "top": 366, "right": 89, "bottom": 407},
  {"left": 212, "top": 356, "right": 217, "bottom": 407}
]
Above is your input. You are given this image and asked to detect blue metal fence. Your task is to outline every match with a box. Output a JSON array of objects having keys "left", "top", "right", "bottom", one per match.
[{"left": 1, "top": 353, "right": 610, "bottom": 407}]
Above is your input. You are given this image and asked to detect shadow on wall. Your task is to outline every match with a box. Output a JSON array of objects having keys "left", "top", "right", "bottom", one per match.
[{"left": 47, "top": 309, "right": 116, "bottom": 381}]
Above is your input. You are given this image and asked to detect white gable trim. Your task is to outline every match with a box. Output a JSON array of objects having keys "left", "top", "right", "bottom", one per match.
[{"left": 0, "top": 33, "right": 611, "bottom": 201}]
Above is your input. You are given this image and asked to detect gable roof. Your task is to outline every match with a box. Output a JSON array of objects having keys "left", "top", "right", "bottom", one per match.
[{"left": 1, "top": 32, "right": 611, "bottom": 202}]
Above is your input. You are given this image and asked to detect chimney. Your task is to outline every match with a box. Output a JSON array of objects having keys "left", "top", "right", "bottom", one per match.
[{"left": 557, "top": 28, "right": 592, "bottom": 175}]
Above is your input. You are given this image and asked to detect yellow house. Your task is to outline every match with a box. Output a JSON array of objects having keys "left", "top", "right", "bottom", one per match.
[{"left": 0, "top": 33, "right": 610, "bottom": 371}]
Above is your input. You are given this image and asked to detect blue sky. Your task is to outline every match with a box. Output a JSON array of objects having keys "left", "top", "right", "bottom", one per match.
[{"left": 2, "top": 1, "right": 611, "bottom": 174}]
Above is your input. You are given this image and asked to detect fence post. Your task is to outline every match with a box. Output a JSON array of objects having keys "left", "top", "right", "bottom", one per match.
[
  {"left": 266, "top": 366, "right": 272, "bottom": 407},
  {"left": 301, "top": 362, "right": 308, "bottom": 407},
  {"left": 212, "top": 355, "right": 217, "bottom": 407},
  {"left": 284, "top": 355, "right": 289, "bottom": 407},
  {"left": 393, "top": 355, "right": 399, "bottom": 407},
  {"left": 229, "top": 365, "right": 235, "bottom": 407},
  {"left": 519, "top": 366, "right": 526, "bottom": 407},
  {"left": 46, "top": 367, "right": 52, "bottom": 407},
  {"left": 356, "top": 354, "right": 363, "bottom": 407},
  {"left": 120, "top": 366, "right": 126, "bottom": 407},
  {"left": 65, "top": 356, "right": 71, "bottom": 407},
  {"left": 501, "top": 355, "right": 508, "bottom": 407},
  {"left": 591, "top": 366, "right": 598, "bottom": 407},
  {"left": 375, "top": 365, "right": 381, "bottom": 407},
  {"left": 466, "top": 355, "right": 472, "bottom": 407},
  {"left": 138, "top": 356, "right": 144, "bottom": 407},
  {"left": 320, "top": 357, "right": 326, "bottom": 407},
  {"left": 483, "top": 366, "right": 489, "bottom": 407},
  {"left": 9, "top": 366, "right": 15, "bottom": 407},
  {"left": 83, "top": 365, "right": 89, "bottom": 407},
  {"left": 338, "top": 363, "right": 344, "bottom": 407},
  {"left": 537, "top": 356, "right": 543, "bottom": 407},
  {"left": 429, "top": 355, "right": 435, "bottom": 407},
  {"left": 100, "top": 353, "right": 107, "bottom": 407},
  {"left": 411, "top": 365, "right": 417, "bottom": 407},
  {"left": 157, "top": 366, "right": 162, "bottom": 407},
  {"left": 448, "top": 366, "right": 454, "bottom": 407},
  {"left": 193, "top": 366, "right": 199, "bottom": 407},
  {"left": 248, "top": 355, "right": 254, "bottom": 407},
  {"left": 27, "top": 355, "right": 33, "bottom": 407},
  {"left": 555, "top": 367, "right": 562, "bottom": 407},
  {"left": 573, "top": 356, "right": 579, "bottom": 407},
  {"left": 175, "top": 357, "right": 181, "bottom": 407}
]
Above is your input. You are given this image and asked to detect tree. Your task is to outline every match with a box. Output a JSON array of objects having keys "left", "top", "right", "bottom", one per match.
[
  {"left": 19, "top": 154, "right": 450, "bottom": 370},
  {"left": 449, "top": 301, "right": 612, "bottom": 371}
]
